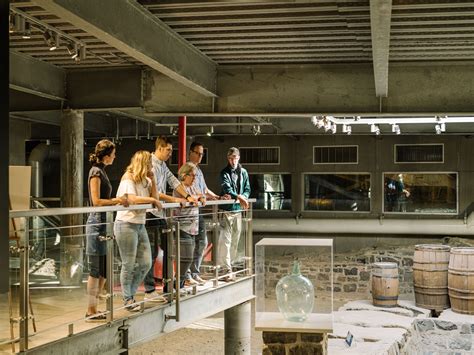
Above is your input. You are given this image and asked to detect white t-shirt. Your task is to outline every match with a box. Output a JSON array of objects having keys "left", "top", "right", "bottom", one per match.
[{"left": 115, "top": 177, "right": 152, "bottom": 224}]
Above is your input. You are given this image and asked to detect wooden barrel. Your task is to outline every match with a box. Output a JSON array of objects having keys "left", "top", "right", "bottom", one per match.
[
  {"left": 413, "top": 244, "right": 450, "bottom": 311},
  {"left": 372, "top": 262, "right": 399, "bottom": 308},
  {"left": 448, "top": 247, "right": 474, "bottom": 315}
]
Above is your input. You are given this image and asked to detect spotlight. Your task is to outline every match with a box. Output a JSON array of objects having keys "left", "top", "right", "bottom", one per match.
[
  {"left": 435, "top": 124, "right": 442, "bottom": 134},
  {"left": 43, "top": 31, "right": 58, "bottom": 51},
  {"left": 440, "top": 122, "right": 446, "bottom": 132},
  {"left": 252, "top": 125, "right": 261, "bottom": 136},
  {"left": 346, "top": 125, "right": 352, "bottom": 135},
  {"left": 21, "top": 22, "right": 31, "bottom": 39},
  {"left": 370, "top": 124, "right": 376, "bottom": 133},
  {"left": 342, "top": 124, "right": 347, "bottom": 133},
  {"left": 391, "top": 124, "right": 398, "bottom": 133},
  {"left": 66, "top": 42, "right": 78, "bottom": 58},
  {"left": 316, "top": 118, "right": 325, "bottom": 129},
  {"left": 206, "top": 126, "right": 214, "bottom": 137},
  {"left": 331, "top": 123, "right": 337, "bottom": 134},
  {"left": 324, "top": 120, "right": 331, "bottom": 132},
  {"left": 375, "top": 125, "right": 380, "bottom": 135},
  {"left": 169, "top": 126, "right": 178, "bottom": 136},
  {"left": 311, "top": 116, "right": 318, "bottom": 126}
]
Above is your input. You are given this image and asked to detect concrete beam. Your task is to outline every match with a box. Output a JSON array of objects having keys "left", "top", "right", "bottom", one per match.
[
  {"left": 9, "top": 51, "right": 66, "bottom": 101},
  {"left": 144, "top": 63, "right": 474, "bottom": 115},
  {"left": 67, "top": 68, "right": 143, "bottom": 110},
  {"left": 35, "top": 0, "right": 217, "bottom": 97},
  {"left": 370, "top": 0, "right": 392, "bottom": 98},
  {"left": 10, "top": 89, "right": 64, "bottom": 112}
]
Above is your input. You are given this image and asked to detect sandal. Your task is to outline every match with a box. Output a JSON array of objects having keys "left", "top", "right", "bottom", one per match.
[{"left": 85, "top": 312, "right": 107, "bottom": 322}]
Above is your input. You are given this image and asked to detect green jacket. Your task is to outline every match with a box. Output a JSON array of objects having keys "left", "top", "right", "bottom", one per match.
[{"left": 220, "top": 164, "right": 251, "bottom": 211}]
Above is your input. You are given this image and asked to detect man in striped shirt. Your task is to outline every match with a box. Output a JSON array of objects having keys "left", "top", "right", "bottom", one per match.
[{"left": 144, "top": 136, "right": 197, "bottom": 301}]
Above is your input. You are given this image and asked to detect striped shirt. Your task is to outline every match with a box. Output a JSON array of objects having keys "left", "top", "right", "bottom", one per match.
[{"left": 149, "top": 153, "right": 181, "bottom": 218}]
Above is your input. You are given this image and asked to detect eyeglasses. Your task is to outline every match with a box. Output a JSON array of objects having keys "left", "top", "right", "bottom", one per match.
[
  {"left": 186, "top": 173, "right": 196, "bottom": 177},
  {"left": 192, "top": 150, "right": 204, "bottom": 157}
]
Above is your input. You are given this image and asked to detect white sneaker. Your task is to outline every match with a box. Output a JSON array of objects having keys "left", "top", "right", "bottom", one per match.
[
  {"left": 144, "top": 290, "right": 167, "bottom": 303},
  {"left": 193, "top": 275, "right": 206, "bottom": 285},
  {"left": 124, "top": 299, "right": 141, "bottom": 312}
]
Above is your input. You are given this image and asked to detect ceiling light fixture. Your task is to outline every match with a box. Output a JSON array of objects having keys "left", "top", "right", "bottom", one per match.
[
  {"left": 252, "top": 125, "right": 261, "bottom": 135},
  {"left": 435, "top": 124, "right": 442, "bottom": 134},
  {"left": 331, "top": 123, "right": 337, "bottom": 134},
  {"left": 21, "top": 21, "right": 31, "bottom": 39},
  {"left": 346, "top": 125, "right": 352, "bottom": 135},
  {"left": 311, "top": 116, "right": 318, "bottom": 126},
  {"left": 43, "top": 31, "right": 58, "bottom": 51},
  {"left": 374, "top": 125, "right": 380, "bottom": 135},
  {"left": 207, "top": 126, "right": 214, "bottom": 137}
]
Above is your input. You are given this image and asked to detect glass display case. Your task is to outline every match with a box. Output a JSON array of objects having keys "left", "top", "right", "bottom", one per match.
[{"left": 255, "top": 238, "right": 333, "bottom": 332}]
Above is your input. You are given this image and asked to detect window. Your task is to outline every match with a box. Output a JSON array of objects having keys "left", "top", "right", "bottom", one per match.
[
  {"left": 249, "top": 174, "right": 291, "bottom": 210},
  {"left": 383, "top": 172, "right": 457, "bottom": 214},
  {"left": 395, "top": 144, "right": 443, "bottom": 163},
  {"left": 304, "top": 174, "right": 370, "bottom": 212},
  {"left": 313, "top": 146, "right": 358, "bottom": 164},
  {"left": 170, "top": 148, "right": 208, "bottom": 165},
  {"left": 239, "top": 147, "right": 280, "bottom": 165}
]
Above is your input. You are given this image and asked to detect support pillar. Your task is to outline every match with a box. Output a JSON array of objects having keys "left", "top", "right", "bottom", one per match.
[
  {"left": 224, "top": 301, "right": 251, "bottom": 354},
  {"left": 178, "top": 116, "right": 186, "bottom": 168},
  {"left": 59, "top": 109, "right": 84, "bottom": 286}
]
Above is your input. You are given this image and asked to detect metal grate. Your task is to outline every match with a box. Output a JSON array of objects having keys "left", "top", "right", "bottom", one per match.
[
  {"left": 395, "top": 144, "right": 443, "bottom": 163},
  {"left": 313, "top": 146, "right": 358, "bottom": 164},
  {"left": 239, "top": 147, "right": 280, "bottom": 165}
]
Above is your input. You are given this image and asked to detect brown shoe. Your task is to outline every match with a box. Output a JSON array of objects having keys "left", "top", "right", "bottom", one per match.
[{"left": 193, "top": 275, "right": 206, "bottom": 285}]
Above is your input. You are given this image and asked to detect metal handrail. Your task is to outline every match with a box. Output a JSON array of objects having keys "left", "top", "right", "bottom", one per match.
[{"left": 10, "top": 199, "right": 257, "bottom": 218}]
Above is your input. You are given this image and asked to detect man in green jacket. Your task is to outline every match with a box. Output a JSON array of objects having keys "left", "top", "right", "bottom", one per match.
[{"left": 218, "top": 147, "right": 251, "bottom": 281}]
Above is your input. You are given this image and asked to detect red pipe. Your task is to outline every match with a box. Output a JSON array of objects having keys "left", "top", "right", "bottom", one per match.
[{"left": 178, "top": 116, "right": 187, "bottom": 168}]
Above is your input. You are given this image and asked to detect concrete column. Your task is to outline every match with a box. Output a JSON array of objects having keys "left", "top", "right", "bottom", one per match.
[
  {"left": 224, "top": 300, "right": 251, "bottom": 354},
  {"left": 59, "top": 109, "right": 84, "bottom": 286}
]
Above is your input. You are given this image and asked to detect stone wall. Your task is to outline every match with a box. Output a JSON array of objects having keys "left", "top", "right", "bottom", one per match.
[
  {"left": 262, "top": 332, "right": 327, "bottom": 355},
  {"left": 262, "top": 237, "right": 474, "bottom": 303}
]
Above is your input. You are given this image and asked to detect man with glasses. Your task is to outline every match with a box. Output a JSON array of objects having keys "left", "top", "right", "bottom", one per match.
[
  {"left": 144, "top": 136, "right": 197, "bottom": 301},
  {"left": 218, "top": 147, "right": 250, "bottom": 282},
  {"left": 186, "top": 141, "right": 220, "bottom": 285}
]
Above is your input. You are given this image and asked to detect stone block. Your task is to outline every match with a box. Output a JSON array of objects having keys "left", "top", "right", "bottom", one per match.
[
  {"left": 359, "top": 271, "right": 370, "bottom": 281},
  {"left": 269, "top": 267, "right": 278, "bottom": 273},
  {"left": 289, "top": 344, "right": 323, "bottom": 355},
  {"left": 460, "top": 324, "right": 471, "bottom": 334},
  {"left": 403, "top": 257, "right": 414, "bottom": 266},
  {"left": 264, "top": 344, "right": 286, "bottom": 355},
  {"left": 334, "top": 286, "right": 341, "bottom": 292},
  {"left": 416, "top": 319, "right": 435, "bottom": 332},
  {"left": 337, "top": 276, "right": 346, "bottom": 282},
  {"left": 263, "top": 332, "right": 297, "bottom": 344},
  {"left": 344, "top": 268, "right": 358, "bottom": 276},
  {"left": 347, "top": 276, "right": 358, "bottom": 282},
  {"left": 318, "top": 273, "right": 329, "bottom": 281},
  {"left": 343, "top": 284, "right": 357, "bottom": 292},
  {"left": 436, "top": 321, "right": 458, "bottom": 331},
  {"left": 449, "top": 336, "right": 472, "bottom": 351},
  {"left": 300, "top": 333, "right": 324, "bottom": 343}
]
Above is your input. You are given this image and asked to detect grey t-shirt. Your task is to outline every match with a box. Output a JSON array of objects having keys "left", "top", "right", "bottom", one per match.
[{"left": 88, "top": 164, "right": 112, "bottom": 207}]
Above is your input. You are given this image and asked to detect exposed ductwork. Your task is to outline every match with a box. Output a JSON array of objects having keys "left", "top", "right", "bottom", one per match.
[
  {"left": 253, "top": 215, "right": 474, "bottom": 236},
  {"left": 27, "top": 143, "right": 60, "bottom": 197}
]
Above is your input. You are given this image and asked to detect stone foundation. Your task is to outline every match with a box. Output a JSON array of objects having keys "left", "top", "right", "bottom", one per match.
[{"left": 262, "top": 331, "right": 328, "bottom": 355}]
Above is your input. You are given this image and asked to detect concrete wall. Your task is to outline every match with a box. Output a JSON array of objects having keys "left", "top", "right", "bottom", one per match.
[{"left": 9, "top": 119, "right": 30, "bottom": 165}]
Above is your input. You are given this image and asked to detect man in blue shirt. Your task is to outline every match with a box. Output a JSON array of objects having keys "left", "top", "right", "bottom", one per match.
[{"left": 218, "top": 147, "right": 251, "bottom": 281}]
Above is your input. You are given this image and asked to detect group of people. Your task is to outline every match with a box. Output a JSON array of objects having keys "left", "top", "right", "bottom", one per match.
[{"left": 85, "top": 136, "right": 250, "bottom": 320}]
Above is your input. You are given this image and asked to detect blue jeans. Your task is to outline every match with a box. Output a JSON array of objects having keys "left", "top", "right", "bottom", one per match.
[
  {"left": 189, "top": 215, "right": 207, "bottom": 278},
  {"left": 114, "top": 222, "right": 152, "bottom": 302},
  {"left": 179, "top": 230, "right": 195, "bottom": 286}
]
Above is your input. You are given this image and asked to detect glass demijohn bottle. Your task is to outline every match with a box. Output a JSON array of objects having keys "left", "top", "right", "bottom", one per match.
[{"left": 275, "top": 260, "right": 314, "bottom": 322}]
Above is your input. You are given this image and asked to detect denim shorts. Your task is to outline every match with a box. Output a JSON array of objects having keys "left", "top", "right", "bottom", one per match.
[
  {"left": 86, "top": 212, "right": 107, "bottom": 256},
  {"left": 88, "top": 255, "right": 106, "bottom": 278}
]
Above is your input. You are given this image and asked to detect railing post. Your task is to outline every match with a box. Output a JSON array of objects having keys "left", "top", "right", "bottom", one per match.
[
  {"left": 175, "top": 221, "right": 180, "bottom": 322},
  {"left": 165, "top": 209, "right": 174, "bottom": 303},
  {"left": 105, "top": 211, "right": 114, "bottom": 322},
  {"left": 19, "top": 217, "right": 30, "bottom": 351},
  {"left": 245, "top": 203, "right": 253, "bottom": 276},
  {"left": 212, "top": 204, "right": 218, "bottom": 267}
]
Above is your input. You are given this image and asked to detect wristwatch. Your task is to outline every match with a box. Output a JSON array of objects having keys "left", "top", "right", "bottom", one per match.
[{"left": 185, "top": 194, "right": 191, "bottom": 200}]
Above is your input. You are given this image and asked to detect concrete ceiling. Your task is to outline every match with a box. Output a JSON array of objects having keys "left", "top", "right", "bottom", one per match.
[{"left": 8, "top": 0, "right": 474, "bottom": 136}]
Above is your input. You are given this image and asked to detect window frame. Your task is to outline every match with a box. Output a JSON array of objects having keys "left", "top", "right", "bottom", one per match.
[
  {"left": 238, "top": 146, "right": 280, "bottom": 165},
  {"left": 394, "top": 143, "right": 444, "bottom": 164},
  {"left": 302, "top": 172, "right": 372, "bottom": 213},
  {"left": 248, "top": 172, "right": 292, "bottom": 211},
  {"left": 382, "top": 171, "right": 458, "bottom": 215},
  {"left": 312, "top": 145, "right": 359, "bottom": 165}
]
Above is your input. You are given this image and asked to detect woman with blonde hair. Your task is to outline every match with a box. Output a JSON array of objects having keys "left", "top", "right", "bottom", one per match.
[
  {"left": 85, "top": 139, "right": 127, "bottom": 321},
  {"left": 114, "top": 150, "right": 162, "bottom": 310}
]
